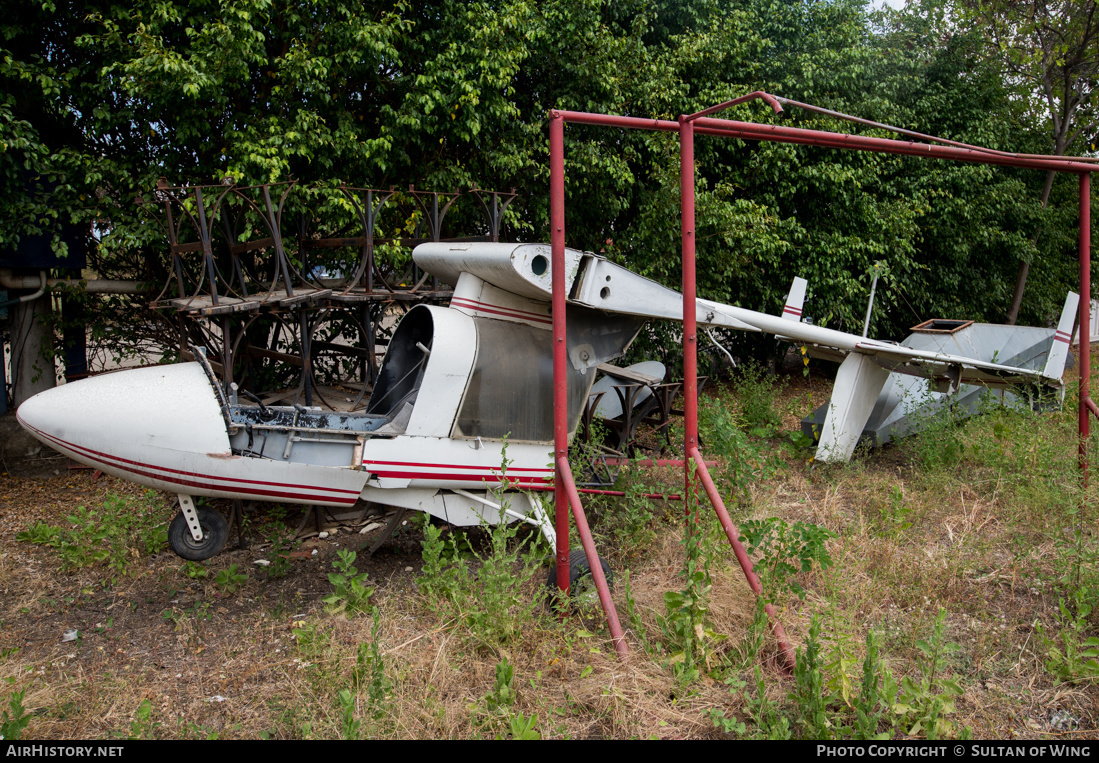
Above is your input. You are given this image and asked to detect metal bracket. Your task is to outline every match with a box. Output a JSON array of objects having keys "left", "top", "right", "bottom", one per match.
[{"left": 178, "top": 494, "right": 204, "bottom": 542}]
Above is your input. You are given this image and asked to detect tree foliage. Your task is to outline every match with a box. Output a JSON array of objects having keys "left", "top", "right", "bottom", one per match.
[
  {"left": 957, "top": 0, "right": 1098, "bottom": 156},
  {"left": 0, "top": 0, "right": 1087, "bottom": 369},
  {"left": 942, "top": 0, "right": 1099, "bottom": 321}
]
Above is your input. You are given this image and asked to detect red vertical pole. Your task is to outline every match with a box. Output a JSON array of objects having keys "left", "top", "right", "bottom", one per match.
[
  {"left": 558, "top": 456, "right": 629, "bottom": 656},
  {"left": 550, "top": 112, "right": 570, "bottom": 593},
  {"left": 680, "top": 116, "right": 698, "bottom": 522},
  {"left": 1081, "top": 172, "right": 1092, "bottom": 487}
]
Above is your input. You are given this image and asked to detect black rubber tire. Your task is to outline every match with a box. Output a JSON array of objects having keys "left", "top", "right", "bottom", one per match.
[
  {"left": 546, "top": 549, "right": 614, "bottom": 599},
  {"left": 168, "top": 507, "right": 229, "bottom": 561}
]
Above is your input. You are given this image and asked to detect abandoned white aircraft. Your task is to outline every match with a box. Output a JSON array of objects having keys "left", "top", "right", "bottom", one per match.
[
  {"left": 16, "top": 242, "right": 1076, "bottom": 560},
  {"left": 800, "top": 301, "right": 1079, "bottom": 454}
]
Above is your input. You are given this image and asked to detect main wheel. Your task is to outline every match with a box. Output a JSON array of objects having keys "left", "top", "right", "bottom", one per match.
[
  {"left": 546, "top": 549, "right": 613, "bottom": 604},
  {"left": 168, "top": 507, "right": 229, "bottom": 561}
]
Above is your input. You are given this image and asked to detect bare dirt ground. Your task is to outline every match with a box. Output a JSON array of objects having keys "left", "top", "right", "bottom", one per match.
[{"left": 0, "top": 453, "right": 430, "bottom": 738}]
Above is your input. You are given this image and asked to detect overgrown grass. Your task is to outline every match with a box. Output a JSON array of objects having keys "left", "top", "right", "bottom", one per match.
[
  {"left": 16, "top": 490, "right": 168, "bottom": 579},
  {"left": 6, "top": 361, "right": 1099, "bottom": 738}
]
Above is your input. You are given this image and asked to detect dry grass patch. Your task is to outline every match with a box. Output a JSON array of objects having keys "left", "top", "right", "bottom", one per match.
[{"left": 5, "top": 359, "right": 1099, "bottom": 738}]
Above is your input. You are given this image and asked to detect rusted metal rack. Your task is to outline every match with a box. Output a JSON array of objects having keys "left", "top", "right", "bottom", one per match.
[{"left": 140, "top": 180, "right": 517, "bottom": 408}]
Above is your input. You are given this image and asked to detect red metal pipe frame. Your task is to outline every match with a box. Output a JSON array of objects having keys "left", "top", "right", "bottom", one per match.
[
  {"left": 549, "top": 115, "right": 571, "bottom": 596},
  {"left": 551, "top": 110, "right": 1096, "bottom": 174},
  {"left": 527, "top": 484, "right": 686, "bottom": 501},
  {"left": 691, "top": 447, "right": 796, "bottom": 670},
  {"left": 600, "top": 458, "right": 715, "bottom": 468},
  {"left": 550, "top": 113, "right": 628, "bottom": 659},
  {"left": 557, "top": 456, "right": 627, "bottom": 656},
  {"left": 689, "top": 90, "right": 785, "bottom": 121},
  {"left": 1081, "top": 173, "right": 1092, "bottom": 486},
  {"left": 681, "top": 115, "right": 699, "bottom": 518},
  {"left": 549, "top": 100, "right": 1096, "bottom": 662},
  {"left": 681, "top": 115, "right": 793, "bottom": 670},
  {"left": 695, "top": 92, "right": 1099, "bottom": 167},
  {"left": 548, "top": 106, "right": 797, "bottom": 664}
]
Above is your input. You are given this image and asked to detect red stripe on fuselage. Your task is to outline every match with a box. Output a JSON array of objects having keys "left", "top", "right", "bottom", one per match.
[
  {"left": 20, "top": 421, "right": 360, "bottom": 505},
  {"left": 363, "top": 458, "right": 551, "bottom": 473},
  {"left": 368, "top": 468, "right": 548, "bottom": 486},
  {"left": 363, "top": 458, "right": 551, "bottom": 486},
  {"left": 450, "top": 297, "right": 552, "bottom": 325}
]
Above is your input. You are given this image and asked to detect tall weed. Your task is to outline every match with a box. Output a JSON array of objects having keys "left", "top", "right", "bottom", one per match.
[
  {"left": 417, "top": 507, "right": 546, "bottom": 647},
  {"left": 1, "top": 679, "right": 30, "bottom": 740},
  {"left": 739, "top": 517, "right": 835, "bottom": 602},
  {"left": 17, "top": 491, "right": 168, "bottom": 577},
  {"left": 893, "top": 610, "right": 965, "bottom": 739},
  {"left": 350, "top": 611, "right": 391, "bottom": 723},
  {"left": 659, "top": 521, "right": 718, "bottom": 681},
  {"left": 698, "top": 401, "right": 772, "bottom": 507},
  {"left": 1037, "top": 587, "right": 1099, "bottom": 682},
  {"left": 731, "top": 362, "right": 784, "bottom": 437},
  {"left": 324, "top": 550, "right": 374, "bottom": 616}
]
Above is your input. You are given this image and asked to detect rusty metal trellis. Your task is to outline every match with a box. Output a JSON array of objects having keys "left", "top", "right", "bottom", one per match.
[{"left": 141, "top": 180, "right": 520, "bottom": 407}]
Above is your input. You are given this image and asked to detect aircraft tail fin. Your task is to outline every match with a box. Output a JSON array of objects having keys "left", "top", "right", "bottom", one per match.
[
  {"left": 1042, "top": 291, "right": 1080, "bottom": 380},
  {"left": 782, "top": 277, "right": 808, "bottom": 322},
  {"left": 816, "top": 353, "right": 891, "bottom": 463}
]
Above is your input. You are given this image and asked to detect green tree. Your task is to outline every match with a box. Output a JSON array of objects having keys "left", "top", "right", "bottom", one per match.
[
  {"left": 0, "top": 0, "right": 1075, "bottom": 373},
  {"left": 950, "top": 0, "right": 1099, "bottom": 321}
]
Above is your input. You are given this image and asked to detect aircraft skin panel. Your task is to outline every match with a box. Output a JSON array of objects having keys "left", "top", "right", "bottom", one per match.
[
  {"left": 572, "top": 255, "right": 685, "bottom": 321},
  {"left": 718, "top": 298, "right": 1062, "bottom": 387},
  {"left": 450, "top": 272, "right": 552, "bottom": 328},
  {"left": 356, "top": 487, "right": 539, "bottom": 528},
  {"left": 15, "top": 362, "right": 373, "bottom": 507},
  {"left": 414, "top": 242, "right": 584, "bottom": 301},
  {"left": 362, "top": 436, "right": 553, "bottom": 491},
  {"left": 782, "top": 277, "right": 808, "bottom": 321},
  {"left": 852, "top": 346, "right": 1043, "bottom": 387},
  {"left": 404, "top": 306, "right": 478, "bottom": 438},
  {"left": 574, "top": 257, "right": 757, "bottom": 330},
  {"left": 20, "top": 407, "right": 367, "bottom": 506},
  {"left": 16, "top": 362, "right": 230, "bottom": 456},
  {"left": 359, "top": 486, "right": 441, "bottom": 510},
  {"left": 801, "top": 301, "right": 1074, "bottom": 453},
  {"left": 1043, "top": 291, "right": 1080, "bottom": 379},
  {"left": 418, "top": 241, "right": 761, "bottom": 331},
  {"left": 805, "top": 345, "right": 849, "bottom": 364},
  {"left": 441, "top": 492, "right": 534, "bottom": 527}
]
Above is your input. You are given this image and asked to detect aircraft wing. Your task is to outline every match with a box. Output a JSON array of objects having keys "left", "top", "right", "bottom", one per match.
[
  {"left": 570, "top": 254, "right": 761, "bottom": 331},
  {"left": 412, "top": 241, "right": 1073, "bottom": 392},
  {"left": 412, "top": 242, "right": 1077, "bottom": 464},
  {"left": 712, "top": 299, "right": 1075, "bottom": 389},
  {"left": 845, "top": 340, "right": 1052, "bottom": 387},
  {"left": 415, "top": 242, "right": 764, "bottom": 332}
]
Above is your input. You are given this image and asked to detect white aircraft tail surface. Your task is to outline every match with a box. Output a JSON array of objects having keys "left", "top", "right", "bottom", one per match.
[
  {"left": 1042, "top": 291, "right": 1080, "bottom": 381},
  {"left": 815, "top": 353, "right": 891, "bottom": 463},
  {"left": 782, "top": 277, "right": 808, "bottom": 321}
]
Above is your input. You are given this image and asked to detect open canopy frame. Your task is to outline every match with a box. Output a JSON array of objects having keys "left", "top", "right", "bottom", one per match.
[{"left": 547, "top": 93, "right": 1096, "bottom": 663}]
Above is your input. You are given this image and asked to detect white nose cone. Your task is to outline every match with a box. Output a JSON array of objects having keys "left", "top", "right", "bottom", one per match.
[{"left": 17, "top": 363, "right": 231, "bottom": 484}]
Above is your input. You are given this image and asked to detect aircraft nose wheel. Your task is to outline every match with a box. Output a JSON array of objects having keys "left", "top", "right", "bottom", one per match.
[
  {"left": 168, "top": 507, "right": 229, "bottom": 561},
  {"left": 546, "top": 549, "right": 613, "bottom": 608}
]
